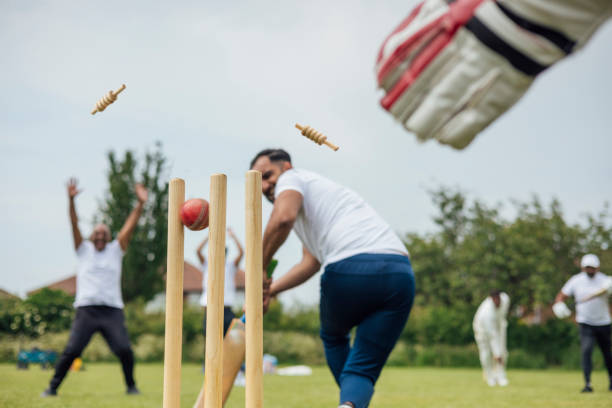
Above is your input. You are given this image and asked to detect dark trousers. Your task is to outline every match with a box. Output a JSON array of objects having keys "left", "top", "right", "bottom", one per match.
[
  {"left": 579, "top": 323, "right": 612, "bottom": 385},
  {"left": 320, "top": 254, "right": 415, "bottom": 408},
  {"left": 202, "top": 306, "right": 235, "bottom": 338},
  {"left": 49, "top": 306, "right": 135, "bottom": 391}
]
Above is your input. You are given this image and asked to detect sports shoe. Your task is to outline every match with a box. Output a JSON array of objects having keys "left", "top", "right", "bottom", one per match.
[
  {"left": 580, "top": 385, "right": 593, "bottom": 393},
  {"left": 41, "top": 388, "right": 57, "bottom": 397},
  {"left": 338, "top": 403, "right": 354, "bottom": 408},
  {"left": 126, "top": 386, "right": 141, "bottom": 395}
]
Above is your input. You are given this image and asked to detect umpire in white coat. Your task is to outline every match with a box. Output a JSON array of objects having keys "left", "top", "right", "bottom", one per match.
[{"left": 473, "top": 290, "right": 510, "bottom": 386}]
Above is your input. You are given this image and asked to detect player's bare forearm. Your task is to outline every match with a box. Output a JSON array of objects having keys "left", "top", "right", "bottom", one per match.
[
  {"left": 118, "top": 184, "right": 148, "bottom": 251},
  {"left": 229, "top": 229, "right": 244, "bottom": 266},
  {"left": 262, "top": 220, "right": 292, "bottom": 270},
  {"left": 262, "top": 190, "right": 302, "bottom": 268},
  {"left": 554, "top": 292, "right": 569, "bottom": 304},
  {"left": 69, "top": 197, "right": 83, "bottom": 250},
  {"left": 196, "top": 236, "right": 208, "bottom": 265},
  {"left": 118, "top": 201, "right": 144, "bottom": 251},
  {"left": 270, "top": 247, "right": 320, "bottom": 296}
]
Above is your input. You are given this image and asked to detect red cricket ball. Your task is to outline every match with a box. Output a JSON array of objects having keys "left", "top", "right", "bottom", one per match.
[{"left": 180, "top": 198, "right": 209, "bottom": 231}]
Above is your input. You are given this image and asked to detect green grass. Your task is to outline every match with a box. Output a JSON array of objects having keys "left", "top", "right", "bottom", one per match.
[{"left": 1, "top": 363, "right": 611, "bottom": 407}]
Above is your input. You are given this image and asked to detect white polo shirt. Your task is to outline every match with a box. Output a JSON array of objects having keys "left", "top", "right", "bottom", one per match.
[
  {"left": 200, "top": 258, "right": 238, "bottom": 307},
  {"left": 562, "top": 272, "right": 612, "bottom": 326},
  {"left": 274, "top": 168, "right": 408, "bottom": 267},
  {"left": 74, "top": 240, "right": 125, "bottom": 309}
]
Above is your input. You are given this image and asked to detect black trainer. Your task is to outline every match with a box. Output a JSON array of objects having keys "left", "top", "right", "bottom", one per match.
[
  {"left": 581, "top": 385, "right": 593, "bottom": 393},
  {"left": 41, "top": 388, "right": 57, "bottom": 397},
  {"left": 126, "top": 386, "right": 141, "bottom": 395}
]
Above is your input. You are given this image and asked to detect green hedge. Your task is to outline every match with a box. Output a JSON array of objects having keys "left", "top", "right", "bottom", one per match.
[
  {"left": 1, "top": 296, "right": 593, "bottom": 369},
  {"left": 3, "top": 332, "right": 603, "bottom": 370},
  {"left": 0, "top": 289, "right": 74, "bottom": 337}
]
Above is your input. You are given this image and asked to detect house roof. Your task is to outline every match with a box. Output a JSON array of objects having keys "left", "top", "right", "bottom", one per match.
[
  {"left": 27, "top": 276, "right": 76, "bottom": 297},
  {"left": 0, "top": 288, "right": 20, "bottom": 299}
]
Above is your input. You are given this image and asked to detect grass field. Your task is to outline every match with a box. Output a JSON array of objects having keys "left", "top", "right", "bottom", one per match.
[{"left": 1, "top": 363, "right": 611, "bottom": 407}]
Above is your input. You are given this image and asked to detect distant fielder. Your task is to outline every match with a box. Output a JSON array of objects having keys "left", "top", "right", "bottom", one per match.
[
  {"left": 42, "top": 178, "right": 147, "bottom": 397},
  {"left": 473, "top": 290, "right": 510, "bottom": 386},
  {"left": 553, "top": 254, "right": 612, "bottom": 392}
]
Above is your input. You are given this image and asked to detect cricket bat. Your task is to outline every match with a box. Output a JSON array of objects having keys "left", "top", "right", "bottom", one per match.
[
  {"left": 193, "top": 260, "right": 278, "bottom": 407},
  {"left": 578, "top": 287, "right": 608, "bottom": 303}
]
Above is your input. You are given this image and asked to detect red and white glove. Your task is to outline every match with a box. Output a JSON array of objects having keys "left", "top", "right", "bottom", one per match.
[{"left": 376, "top": 0, "right": 612, "bottom": 149}]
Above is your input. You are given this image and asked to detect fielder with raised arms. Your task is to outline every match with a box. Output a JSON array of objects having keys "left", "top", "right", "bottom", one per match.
[
  {"left": 41, "top": 178, "right": 147, "bottom": 397},
  {"left": 553, "top": 254, "right": 612, "bottom": 393},
  {"left": 251, "top": 149, "right": 415, "bottom": 408}
]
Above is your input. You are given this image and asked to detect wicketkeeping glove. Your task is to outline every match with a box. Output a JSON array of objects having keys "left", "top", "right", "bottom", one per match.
[
  {"left": 376, "top": 0, "right": 612, "bottom": 149},
  {"left": 552, "top": 302, "right": 572, "bottom": 319}
]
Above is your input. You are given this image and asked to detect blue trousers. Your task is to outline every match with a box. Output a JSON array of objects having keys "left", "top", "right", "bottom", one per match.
[{"left": 320, "top": 253, "right": 415, "bottom": 408}]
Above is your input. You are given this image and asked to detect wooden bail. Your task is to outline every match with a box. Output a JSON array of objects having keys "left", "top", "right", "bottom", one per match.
[
  {"left": 91, "top": 84, "right": 126, "bottom": 115},
  {"left": 295, "top": 123, "right": 339, "bottom": 151}
]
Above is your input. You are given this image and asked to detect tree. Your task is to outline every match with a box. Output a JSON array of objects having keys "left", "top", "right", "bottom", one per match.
[
  {"left": 96, "top": 142, "right": 169, "bottom": 303},
  {"left": 405, "top": 187, "right": 611, "bottom": 312}
]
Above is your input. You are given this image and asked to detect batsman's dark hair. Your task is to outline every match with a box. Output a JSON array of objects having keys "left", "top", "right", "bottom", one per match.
[
  {"left": 490, "top": 289, "right": 501, "bottom": 297},
  {"left": 250, "top": 149, "right": 292, "bottom": 169}
]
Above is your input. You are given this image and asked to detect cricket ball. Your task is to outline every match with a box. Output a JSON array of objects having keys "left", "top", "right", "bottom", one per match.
[{"left": 180, "top": 198, "right": 209, "bottom": 231}]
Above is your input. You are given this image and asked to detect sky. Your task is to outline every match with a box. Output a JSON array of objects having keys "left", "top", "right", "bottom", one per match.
[{"left": 1, "top": 1, "right": 611, "bottom": 307}]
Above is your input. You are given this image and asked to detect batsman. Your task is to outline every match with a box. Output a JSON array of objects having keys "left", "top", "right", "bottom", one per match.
[{"left": 251, "top": 149, "right": 415, "bottom": 408}]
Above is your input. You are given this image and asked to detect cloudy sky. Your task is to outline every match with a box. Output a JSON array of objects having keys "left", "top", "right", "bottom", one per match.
[{"left": 1, "top": 1, "right": 611, "bottom": 307}]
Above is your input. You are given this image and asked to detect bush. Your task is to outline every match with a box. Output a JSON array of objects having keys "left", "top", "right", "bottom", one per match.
[
  {"left": 0, "top": 289, "right": 74, "bottom": 338},
  {"left": 133, "top": 334, "right": 166, "bottom": 362},
  {"left": 264, "top": 302, "right": 320, "bottom": 336},
  {"left": 506, "top": 349, "right": 547, "bottom": 369},
  {"left": 124, "top": 300, "right": 165, "bottom": 341},
  {"left": 400, "top": 305, "right": 477, "bottom": 346},
  {"left": 25, "top": 289, "right": 74, "bottom": 332},
  {"left": 183, "top": 335, "right": 205, "bottom": 364},
  {"left": 263, "top": 331, "right": 325, "bottom": 365},
  {"left": 410, "top": 344, "right": 480, "bottom": 367},
  {"left": 507, "top": 318, "right": 577, "bottom": 365}
]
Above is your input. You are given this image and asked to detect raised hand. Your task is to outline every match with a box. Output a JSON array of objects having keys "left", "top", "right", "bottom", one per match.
[
  {"left": 135, "top": 183, "right": 148, "bottom": 204},
  {"left": 67, "top": 178, "right": 82, "bottom": 200}
]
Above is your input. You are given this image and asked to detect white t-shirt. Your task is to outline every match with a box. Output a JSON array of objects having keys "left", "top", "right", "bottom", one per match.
[
  {"left": 274, "top": 168, "right": 408, "bottom": 267},
  {"left": 74, "top": 240, "right": 125, "bottom": 309},
  {"left": 473, "top": 293, "right": 510, "bottom": 356},
  {"left": 200, "top": 258, "right": 238, "bottom": 307},
  {"left": 561, "top": 272, "right": 612, "bottom": 326}
]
